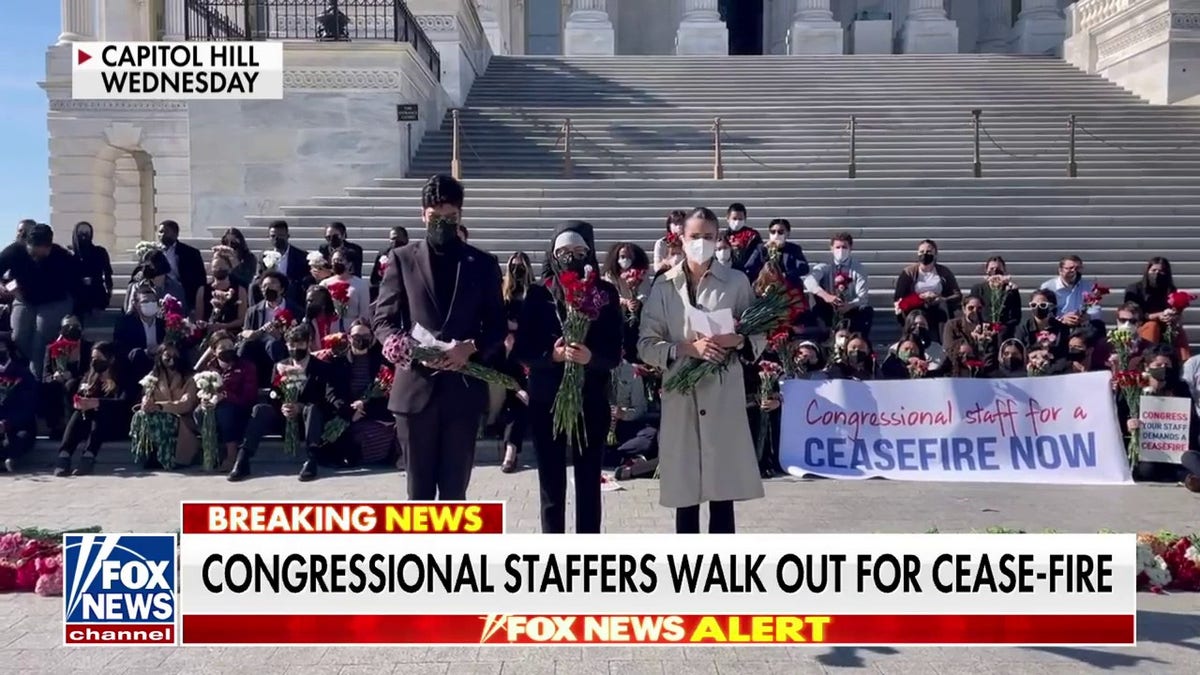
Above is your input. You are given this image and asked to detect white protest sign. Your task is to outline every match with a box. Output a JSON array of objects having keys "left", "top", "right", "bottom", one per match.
[
  {"left": 1138, "top": 395, "right": 1191, "bottom": 464},
  {"left": 779, "top": 372, "right": 1132, "bottom": 485}
]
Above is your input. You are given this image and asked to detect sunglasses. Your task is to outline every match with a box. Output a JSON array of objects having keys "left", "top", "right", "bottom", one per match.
[
  {"left": 769, "top": 229, "right": 787, "bottom": 235},
  {"left": 986, "top": 269, "right": 1003, "bottom": 276},
  {"left": 1029, "top": 302, "right": 1051, "bottom": 309},
  {"left": 1117, "top": 316, "right": 1136, "bottom": 323}
]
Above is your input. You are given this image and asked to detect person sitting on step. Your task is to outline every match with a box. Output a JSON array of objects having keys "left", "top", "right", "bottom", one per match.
[{"left": 54, "top": 342, "right": 132, "bottom": 477}]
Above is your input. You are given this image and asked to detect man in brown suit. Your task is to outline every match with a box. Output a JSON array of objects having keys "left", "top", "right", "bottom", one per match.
[{"left": 372, "top": 175, "right": 506, "bottom": 500}]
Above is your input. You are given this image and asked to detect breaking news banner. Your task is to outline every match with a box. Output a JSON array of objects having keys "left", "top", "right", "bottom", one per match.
[
  {"left": 162, "top": 502, "right": 1138, "bottom": 647},
  {"left": 71, "top": 42, "right": 283, "bottom": 100}
]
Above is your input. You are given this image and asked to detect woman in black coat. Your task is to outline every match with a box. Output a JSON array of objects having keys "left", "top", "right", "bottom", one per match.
[
  {"left": 69, "top": 222, "right": 113, "bottom": 324},
  {"left": 514, "top": 221, "right": 623, "bottom": 534}
]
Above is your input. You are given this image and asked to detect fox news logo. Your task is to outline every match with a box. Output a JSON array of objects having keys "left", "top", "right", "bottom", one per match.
[{"left": 63, "top": 534, "right": 176, "bottom": 645}]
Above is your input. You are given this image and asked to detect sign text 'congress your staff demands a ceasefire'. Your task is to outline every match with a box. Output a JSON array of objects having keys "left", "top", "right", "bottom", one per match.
[{"left": 197, "top": 551, "right": 1116, "bottom": 596}]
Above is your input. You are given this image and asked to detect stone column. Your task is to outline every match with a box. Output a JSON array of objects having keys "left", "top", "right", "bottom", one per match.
[
  {"left": 977, "top": 0, "right": 1010, "bottom": 53},
  {"left": 564, "top": 0, "right": 615, "bottom": 55},
  {"left": 676, "top": 0, "right": 728, "bottom": 55},
  {"left": 475, "top": 0, "right": 508, "bottom": 54},
  {"left": 900, "top": 0, "right": 959, "bottom": 54},
  {"left": 163, "top": 0, "right": 185, "bottom": 40},
  {"left": 1012, "top": 0, "right": 1066, "bottom": 55},
  {"left": 57, "top": 0, "right": 96, "bottom": 43},
  {"left": 790, "top": 0, "right": 844, "bottom": 54}
]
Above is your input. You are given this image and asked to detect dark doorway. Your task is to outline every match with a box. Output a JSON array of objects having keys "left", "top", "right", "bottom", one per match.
[{"left": 721, "top": 0, "right": 764, "bottom": 55}]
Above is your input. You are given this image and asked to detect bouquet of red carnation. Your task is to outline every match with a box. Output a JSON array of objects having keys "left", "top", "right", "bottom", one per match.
[
  {"left": 770, "top": 333, "right": 805, "bottom": 379},
  {"left": 0, "top": 375, "right": 21, "bottom": 406},
  {"left": 551, "top": 266, "right": 609, "bottom": 448},
  {"left": 1113, "top": 369, "right": 1147, "bottom": 466},
  {"left": 729, "top": 227, "right": 756, "bottom": 251},
  {"left": 377, "top": 256, "right": 390, "bottom": 277},
  {"left": 755, "top": 360, "right": 784, "bottom": 458},
  {"left": 1034, "top": 330, "right": 1058, "bottom": 348},
  {"left": 327, "top": 280, "right": 352, "bottom": 318},
  {"left": 906, "top": 357, "right": 929, "bottom": 379},
  {"left": 664, "top": 283, "right": 802, "bottom": 393},
  {"left": 47, "top": 337, "right": 79, "bottom": 375},
  {"left": 897, "top": 293, "right": 924, "bottom": 314},
  {"left": 833, "top": 270, "right": 855, "bottom": 303},
  {"left": 963, "top": 357, "right": 987, "bottom": 377},
  {"left": 1168, "top": 290, "right": 1196, "bottom": 311},
  {"left": 363, "top": 365, "right": 395, "bottom": 400},
  {"left": 619, "top": 267, "right": 647, "bottom": 325},
  {"left": 322, "top": 332, "right": 348, "bottom": 354},
  {"left": 161, "top": 294, "right": 184, "bottom": 317},
  {"left": 273, "top": 307, "right": 296, "bottom": 330},
  {"left": 163, "top": 311, "right": 189, "bottom": 344},
  {"left": 269, "top": 364, "right": 308, "bottom": 455},
  {"left": 664, "top": 232, "right": 682, "bottom": 249},
  {"left": 1084, "top": 282, "right": 1110, "bottom": 310}
]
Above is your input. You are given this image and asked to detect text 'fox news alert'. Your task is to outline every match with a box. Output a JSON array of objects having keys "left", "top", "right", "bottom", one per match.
[
  {"left": 63, "top": 534, "right": 177, "bottom": 645},
  {"left": 71, "top": 42, "right": 283, "bottom": 100}
]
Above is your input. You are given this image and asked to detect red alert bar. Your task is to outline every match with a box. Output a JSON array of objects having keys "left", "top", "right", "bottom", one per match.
[
  {"left": 182, "top": 614, "right": 1135, "bottom": 646},
  {"left": 180, "top": 502, "right": 505, "bottom": 534}
]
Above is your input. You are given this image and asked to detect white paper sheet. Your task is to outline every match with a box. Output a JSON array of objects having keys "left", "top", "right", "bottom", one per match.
[
  {"left": 684, "top": 306, "right": 735, "bottom": 339},
  {"left": 411, "top": 323, "right": 454, "bottom": 351}
]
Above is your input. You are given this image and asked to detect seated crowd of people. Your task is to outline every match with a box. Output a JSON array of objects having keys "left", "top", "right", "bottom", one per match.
[{"left": 0, "top": 200, "right": 1198, "bottom": 489}]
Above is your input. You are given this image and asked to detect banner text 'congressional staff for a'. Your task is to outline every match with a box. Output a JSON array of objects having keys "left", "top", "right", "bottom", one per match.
[{"left": 780, "top": 371, "right": 1132, "bottom": 484}]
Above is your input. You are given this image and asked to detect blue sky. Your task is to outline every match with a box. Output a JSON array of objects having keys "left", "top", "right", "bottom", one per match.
[{"left": 1, "top": 3, "right": 58, "bottom": 239}]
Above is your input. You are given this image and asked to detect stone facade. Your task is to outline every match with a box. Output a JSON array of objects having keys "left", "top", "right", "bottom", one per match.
[
  {"left": 481, "top": 0, "right": 1082, "bottom": 57},
  {"left": 42, "top": 0, "right": 449, "bottom": 251},
  {"left": 1066, "top": 0, "right": 1200, "bottom": 105}
]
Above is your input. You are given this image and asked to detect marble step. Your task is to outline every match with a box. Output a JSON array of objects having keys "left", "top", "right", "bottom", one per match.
[
  {"left": 318, "top": 194, "right": 1200, "bottom": 206},
  {"left": 278, "top": 204, "right": 1200, "bottom": 217}
]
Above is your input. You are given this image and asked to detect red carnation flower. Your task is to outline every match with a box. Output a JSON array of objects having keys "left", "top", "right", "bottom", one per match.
[{"left": 1168, "top": 291, "right": 1196, "bottom": 311}]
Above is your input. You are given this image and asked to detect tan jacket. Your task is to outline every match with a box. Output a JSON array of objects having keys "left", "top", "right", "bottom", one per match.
[
  {"left": 638, "top": 262, "right": 765, "bottom": 509},
  {"left": 144, "top": 374, "right": 200, "bottom": 465}
]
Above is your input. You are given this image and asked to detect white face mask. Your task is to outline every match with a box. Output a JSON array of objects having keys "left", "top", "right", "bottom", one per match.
[
  {"left": 684, "top": 238, "right": 716, "bottom": 265},
  {"left": 669, "top": 224, "right": 683, "bottom": 235},
  {"left": 617, "top": 257, "right": 632, "bottom": 270},
  {"left": 1118, "top": 321, "right": 1135, "bottom": 330},
  {"left": 715, "top": 249, "right": 732, "bottom": 264},
  {"left": 833, "top": 248, "right": 849, "bottom": 264},
  {"left": 728, "top": 219, "right": 745, "bottom": 231},
  {"left": 139, "top": 302, "right": 159, "bottom": 318},
  {"left": 769, "top": 233, "right": 786, "bottom": 245}
]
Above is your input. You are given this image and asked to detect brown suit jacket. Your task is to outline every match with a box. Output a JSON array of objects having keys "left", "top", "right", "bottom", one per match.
[{"left": 371, "top": 240, "right": 506, "bottom": 415}]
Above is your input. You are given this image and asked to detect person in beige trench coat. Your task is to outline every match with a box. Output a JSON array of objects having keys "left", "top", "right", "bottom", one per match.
[{"left": 638, "top": 207, "right": 765, "bottom": 533}]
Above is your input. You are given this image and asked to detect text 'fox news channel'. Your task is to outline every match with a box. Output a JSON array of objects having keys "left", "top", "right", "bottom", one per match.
[
  {"left": 71, "top": 43, "right": 283, "bottom": 100},
  {"left": 61, "top": 502, "right": 1138, "bottom": 647}
]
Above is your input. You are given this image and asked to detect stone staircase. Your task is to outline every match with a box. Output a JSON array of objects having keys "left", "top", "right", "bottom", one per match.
[{"left": 229, "top": 54, "right": 1200, "bottom": 345}]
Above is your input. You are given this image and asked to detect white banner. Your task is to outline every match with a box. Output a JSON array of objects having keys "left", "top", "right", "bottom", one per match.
[
  {"left": 1139, "top": 395, "right": 1191, "bottom": 464},
  {"left": 780, "top": 372, "right": 1132, "bottom": 485}
]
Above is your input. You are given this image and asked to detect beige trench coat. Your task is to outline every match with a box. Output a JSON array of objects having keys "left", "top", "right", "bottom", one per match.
[
  {"left": 144, "top": 374, "right": 200, "bottom": 466},
  {"left": 638, "top": 262, "right": 766, "bottom": 509}
]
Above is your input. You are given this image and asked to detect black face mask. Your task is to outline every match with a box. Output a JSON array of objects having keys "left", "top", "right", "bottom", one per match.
[
  {"left": 511, "top": 264, "right": 526, "bottom": 279},
  {"left": 1006, "top": 356, "right": 1023, "bottom": 369},
  {"left": 391, "top": 238, "right": 406, "bottom": 250},
  {"left": 224, "top": 239, "right": 244, "bottom": 251},
  {"left": 289, "top": 348, "right": 308, "bottom": 361},
  {"left": 262, "top": 288, "right": 281, "bottom": 302},
  {"left": 271, "top": 235, "right": 288, "bottom": 251},
  {"left": 143, "top": 264, "right": 162, "bottom": 279},
  {"left": 1067, "top": 349, "right": 1087, "bottom": 363},
  {"left": 555, "top": 251, "right": 588, "bottom": 276},
  {"left": 77, "top": 233, "right": 93, "bottom": 246},
  {"left": 426, "top": 217, "right": 458, "bottom": 248},
  {"left": 332, "top": 262, "right": 348, "bottom": 275},
  {"left": 212, "top": 269, "right": 230, "bottom": 281},
  {"left": 1033, "top": 307, "right": 1050, "bottom": 319},
  {"left": 159, "top": 235, "right": 177, "bottom": 248},
  {"left": 919, "top": 252, "right": 935, "bottom": 265},
  {"left": 307, "top": 302, "right": 323, "bottom": 316},
  {"left": 1148, "top": 367, "right": 1168, "bottom": 382},
  {"left": 160, "top": 357, "right": 175, "bottom": 370},
  {"left": 62, "top": 326, "right": 82, "bottom": 341},
  {"left": 913, "top": 328, "right": 931, "bottom": 346},
  {"left": 351, "top": 336, "right": 371, "bottom": 351},
  {"left": 327, "top": 234, "right": 343, "bottom": 248},
  {"left": 847, "top": 350, "right": 869, "bottom": 366},
  {"left": 93, "top": 359, "right": 110, "bottom": 373},
  {"left": 218, "top": 348, "right": 237, "bottom": 364},
  {"left": 0, "top": 351, "right": 9, "bottom": 365}
]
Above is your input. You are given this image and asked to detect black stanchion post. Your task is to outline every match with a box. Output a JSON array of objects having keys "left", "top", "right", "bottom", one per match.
[
  {"left": 563, "top": 118, "right": 573, "bottom": 179},
  {"left": 972, "top": 109, "right": 982, "bottom": 178},
  {"left": 848, "top": 116, "right": 857, "bottom": 179},
  {"left": 1068, "top": 114, "right": 1078, "bottom": 178},
  {"left": 713, "top": 117, "right": 724, "bottom": 180}
]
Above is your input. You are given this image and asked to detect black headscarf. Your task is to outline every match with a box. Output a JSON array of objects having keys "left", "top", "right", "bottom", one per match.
[{"left": 542, "top": 220, "right": 599, "bottom": 282}]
